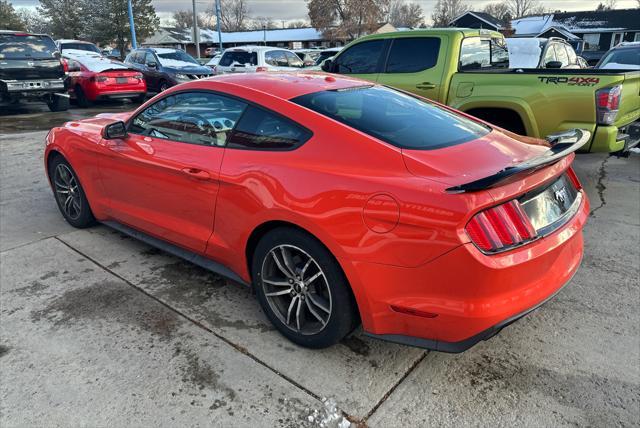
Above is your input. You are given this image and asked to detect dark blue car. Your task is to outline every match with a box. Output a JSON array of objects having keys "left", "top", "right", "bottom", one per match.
[{"left": 125, "top": 47, "right": 213, "bottom": 93}]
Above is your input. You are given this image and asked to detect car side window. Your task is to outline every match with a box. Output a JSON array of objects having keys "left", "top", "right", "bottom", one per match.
[
  {"left": 543, "top": 45, "right": 556, "bottom": 65},
  {"left": 133, "top": 51, "right": 145, "bottom": 64},
  {"left": 553, "top": 44, "right": 569, "bottom": 67},
  {"left": 385, "top": 37, "right": 440, "bottom": 73},
  {"left": 565, "top": 44, "right": 577, "bottom": 65},
  {"left": 129, "top": 92, "right": 248, "bottom": 147},
  {"left": 144, "top": 52, "right": 156, "bottom": 65},
  {"left": 284, "top": 51, "right": 304, "bottom": 68},
  {"left": 265, "top": 50, "right": 288, "bottom": 67},
  {"left": 227, "top": 105, "right": 311, "bottom": 150},
  {"left": 334, "top": 40, "right": 385, "bottom": 74}
]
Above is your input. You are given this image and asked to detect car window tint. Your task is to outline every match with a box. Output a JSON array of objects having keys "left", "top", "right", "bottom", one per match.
[
  {"left": 0, "top": 34, "right": 57, "bottom": 60},
  {"left": 293, "top": 86, "right": 489, "bottom": 150},
  {"left": 220, "top": 51, "right": 258, "bottom": 66},
  {"left": 265, "top": 50, "right": 288, "bottom": 67},
  {"left": 565, "top": 44, "right": 577, "bottom": 64},
  {"left": 145, "top": 52, "right": 155, "bottom": 65},
  {"left": 543, "top": 45, "right": 556, "bottom": 65},
  {"left": 334, "top": 40, "right": 384, "bottom": 74},
  {"left": 459, "top": 37, "right": 508, "bottom": 70},
  {"left": 385, "top": 37, "right": 440, "bottom": 73},
  {"left": 284, "top": 51, "right": 304, "bottom": 68},
  {"left": 553, "top": 44, "right": 569, "bottom": 66},
  {"left": 129, "top": 92, "right": 247, "bottom": 147},
  {"left": 228, "top": 105, "right": 311, "bottom": 150}
]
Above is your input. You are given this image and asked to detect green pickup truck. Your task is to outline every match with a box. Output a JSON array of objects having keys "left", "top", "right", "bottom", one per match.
[{"left": 322, "top": 28, "right": 640, "bottom": 154}]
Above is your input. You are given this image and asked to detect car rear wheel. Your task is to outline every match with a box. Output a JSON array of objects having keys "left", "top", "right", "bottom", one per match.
[
  {"left": 252, "top": 227, "right": 358, "bottom": 348},
  {"left": 75, "top": 85, "right": 92, "bottom": 108},
  {"left": 48, "top": 156, "right": 96, "bottom": 228},
  {"left": 47, "top": 95, "right": 69, "bottom": 112}
]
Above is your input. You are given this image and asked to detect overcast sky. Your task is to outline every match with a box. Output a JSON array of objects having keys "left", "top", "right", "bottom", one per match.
[{"left": 9, "top": 0, "right": 640, "bottom": 25}]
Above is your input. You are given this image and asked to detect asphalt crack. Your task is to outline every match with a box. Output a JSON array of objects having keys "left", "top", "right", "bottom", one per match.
[{"left": 590, "top": 156, "right": 609, "bottom": 217}]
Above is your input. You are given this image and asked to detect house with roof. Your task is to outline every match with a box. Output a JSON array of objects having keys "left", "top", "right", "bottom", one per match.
[
  {"left": 511, "top": 8, "right": 640, "bottom": 64},
  {"left": 448, "top": 11, "right": 507, "bottom": 32},
  {"left": 142, "top": 27, "right": 337, "bottom": 57}
]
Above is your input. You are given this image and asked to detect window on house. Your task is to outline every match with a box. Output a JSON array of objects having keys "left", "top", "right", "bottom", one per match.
[{"left": 583, "top": 34, "right": 600, "bottom": 51}]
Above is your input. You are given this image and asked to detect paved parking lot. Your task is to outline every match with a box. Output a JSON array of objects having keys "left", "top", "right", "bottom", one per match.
[{"left": 1, "top": 105, "right": 639, "bottom": 427}]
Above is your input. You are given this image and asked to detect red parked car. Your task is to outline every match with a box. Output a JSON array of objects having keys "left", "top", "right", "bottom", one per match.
[
  {"left": 44, "top": 73, "right": 589, "bottom": 352},
  {"left": 63, "top": 49, "right": 146, "bottom": 107}
]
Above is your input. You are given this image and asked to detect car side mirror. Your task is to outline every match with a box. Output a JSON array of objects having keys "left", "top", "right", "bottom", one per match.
[
  {"left": 103, "top": 121, "right": 127, "bottom": 139},
  {"left": 147, "top": 61, "right": 157, "bottom": 68},
  {"left": 546, "top": 61, "right": 563, "bottom": 69},
  {"left": 321, "top": 59, "right": 333, "bottom": 72}
]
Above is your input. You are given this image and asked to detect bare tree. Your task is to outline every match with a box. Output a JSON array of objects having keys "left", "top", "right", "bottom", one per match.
[
  {"left": 251, "top": 16, "right": 278, "bottom": 30},
  {"left": 287, "top": 20, "right": 309, "bottom": 29},
  {"left": 387, "top": 0, "right": 424, "bottom": 27},
  {"left": 218, "top": 0, "right": 249, "bottom": 31},
  {"left": 506, "top": 0, "right": 545, "bottom": 18},
  {"left": 308, "top": 0, "right": 387, "bottom": 40},
  {"left": 16, "top": 7, "right": 52, "bottom": 33},
  {"left": 431, "top": 0, "right": 469, "bottom": 27},
  {"left": 172, "top": 10, "right": 205, "bottom": 29},
  {"left": 483, "top": 2, "right": 511, "bottom": 23}
]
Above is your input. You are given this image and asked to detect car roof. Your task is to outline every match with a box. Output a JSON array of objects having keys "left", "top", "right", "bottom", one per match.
[
  {"left": 181, "top": 72, "right": 372, "bottom": 100},
  {"left": 0, "top": 30, "right": 52, "bottom": 38},
  {"left": 614, "top": 41, "right": 640, "bottom": 49},
  {"left": 224, "top": 45, "right": 291, "bottom": 53},
  {"left": 356, "top": 27, "right": 503, "bottom": 42},
  {"left": 57, "top": 39, "right": 94, "bottom": 44}
]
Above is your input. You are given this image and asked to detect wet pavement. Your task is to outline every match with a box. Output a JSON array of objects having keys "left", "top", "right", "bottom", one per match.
[{"left": 1, "top": 116, "right": 639, "bottom": 427}]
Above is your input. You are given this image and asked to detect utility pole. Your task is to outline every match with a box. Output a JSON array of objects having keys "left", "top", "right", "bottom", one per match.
[
  {"left": 263, "top": 25, "right": 266, "bottom": 45},
  {"left": 192, "top": 0, "right": 200, "bottom": 59},
  {"left": 216, "top": 0, "right": 222, "bottom": 52},
  {"left": 128, "top": 0, "right": 137, "bottom": 49}
]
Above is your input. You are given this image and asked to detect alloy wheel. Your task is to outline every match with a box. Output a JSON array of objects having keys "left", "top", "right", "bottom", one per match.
[
  {"left": 260, "top": 245, "right": 332, "bottom": 335},
  {"left": 53, "top": 164, "right": 82, "bottom": 220}
]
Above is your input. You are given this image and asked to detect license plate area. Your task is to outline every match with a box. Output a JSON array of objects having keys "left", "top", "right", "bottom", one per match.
[
  {"left": 116, "top": 77, "right": 128, "bottom": 84},
  {"left": 520, "top": 174, "right": 579, "bottom": 235}
]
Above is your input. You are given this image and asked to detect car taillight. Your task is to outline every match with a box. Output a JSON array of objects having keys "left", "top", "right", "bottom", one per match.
[
  {"left": 134, "top": 74, "right": 143, "bottom": 80},
  {"left": 466, "top": 200, "right": 537, "bottom": 253},
  {"left": 91, "top": 75, "right": 108, "bottom": 82},
  {"left": 595, "top": 85, "right": 621, "bottom": 125},
  {"left": 565, "top": 166, "right": 582, "bottom": 190},
  {"left": 255, "top": 66, "right": 268, "bottom": 72}
]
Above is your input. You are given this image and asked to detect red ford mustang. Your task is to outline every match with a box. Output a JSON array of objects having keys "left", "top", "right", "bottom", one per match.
[
  {"left": 45, "top": 72, "right": 589, "bottom": 352},
  {"left": 63, "top": 50, "right": 147, "bottom": 107}
]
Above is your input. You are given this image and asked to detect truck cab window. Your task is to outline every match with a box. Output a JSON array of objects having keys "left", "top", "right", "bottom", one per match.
[{"left": 459, "top": 37, "right": 508, "bottom": 70}]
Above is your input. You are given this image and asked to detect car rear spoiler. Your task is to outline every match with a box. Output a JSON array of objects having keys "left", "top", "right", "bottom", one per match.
[{"left": 446, "top": 129, "right": 591, "bottom": 193}]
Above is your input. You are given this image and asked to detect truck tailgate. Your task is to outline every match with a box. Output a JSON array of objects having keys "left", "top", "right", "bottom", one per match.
[{"left": 616, "top": 71, "right": 640, "bottom": 128}]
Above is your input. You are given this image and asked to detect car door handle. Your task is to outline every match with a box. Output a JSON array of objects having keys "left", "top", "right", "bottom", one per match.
[
  {"left": 181, "top": 168, "right": 211, "bottom": 180},
  {"left": 416, "top": 82, "right": 436, "bottom": 89}
]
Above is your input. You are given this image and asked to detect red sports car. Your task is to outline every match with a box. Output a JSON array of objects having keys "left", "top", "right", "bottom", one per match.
[
  {"left": 63, "top": 50, "right": 146, "bottom": 107},
  {"left": 44, "top": 73, "right": 589, "bottom": 351}
]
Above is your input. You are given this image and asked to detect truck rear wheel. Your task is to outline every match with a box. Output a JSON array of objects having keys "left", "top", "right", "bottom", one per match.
[{"left": 47, "top": 95, "right": 69, "bottom": 112}]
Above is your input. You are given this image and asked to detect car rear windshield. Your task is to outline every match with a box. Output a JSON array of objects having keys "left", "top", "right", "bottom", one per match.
[
  {"left": 598, "top": 48, "right": 640, "bottom": 68},
  {"left": 219, "top": 51, "right": 258, "bottom": 66},
  {"left": 292, "top": 86, "right": 490, "bottom": 150},
  {"left": 0, "top": 34, "right": 58, "bottom": 60},
  {"left": 61, "top": 42, "right": 101, "bottom": 54}
]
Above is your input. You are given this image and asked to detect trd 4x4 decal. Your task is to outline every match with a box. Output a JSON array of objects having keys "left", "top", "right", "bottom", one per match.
[{"left": 538, "top": 76, "right": 601, "bottom": 86}]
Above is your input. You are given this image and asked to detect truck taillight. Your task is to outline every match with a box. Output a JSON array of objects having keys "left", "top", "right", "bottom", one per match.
[
  {"left": 466, "top": 200, "right": 537, "bottom": 253},
  {"left": 61, "top": 58, "right": 69, "bottom": 73},
  {"left": 595, "top": 85, "right": 621, "bottom": 125}
]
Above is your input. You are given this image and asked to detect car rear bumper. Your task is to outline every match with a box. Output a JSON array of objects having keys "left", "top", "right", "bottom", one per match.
[
  {"left": 589, "top": 121, "right": 640, "bottom": 153},
  {"left": 94, "top": 91, "right": 146, "bottom": 101},
  {"left": 349, "top": 189, "right": 589, "bottom": 352}
]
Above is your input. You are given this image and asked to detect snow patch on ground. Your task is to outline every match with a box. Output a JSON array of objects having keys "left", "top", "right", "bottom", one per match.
[
  {"left": 506, "top": 38, "right": 542, "bottom": 69},
  {"left": 305, "top": 397, "right": 352, "bottom": 428}
]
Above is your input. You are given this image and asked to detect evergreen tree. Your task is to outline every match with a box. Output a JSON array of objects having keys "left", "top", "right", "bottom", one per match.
[
  {"left": 37, "top": 0, "right": 85, "bottom": 38},
  {"left": 0, "top": 0, "right": 27, "bottom": 31}
]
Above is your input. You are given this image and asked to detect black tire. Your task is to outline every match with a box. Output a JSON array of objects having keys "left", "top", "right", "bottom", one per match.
[
  {"left": 48, "top": 156, "right": 96, "bottom": 228},
  {"left": 158, "top": 80, "right": 170, "bottom": 92},
  {"left": 47, "top": 95, "right": 69, "bottom": 112},
  {"left": 75, "top": 85, "right": 92, "bottom": 108},
  {"left": 251, "top": 227, "right": 358, "bottom": 348}
]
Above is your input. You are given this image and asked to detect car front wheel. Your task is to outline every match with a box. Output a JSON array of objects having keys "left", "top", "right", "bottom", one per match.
[
  {"left": 48, "top": 156, "right": 96, "bottom": 228},
  {"left": 252, "top": 227, "right": 358, "bottom": 348}
]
